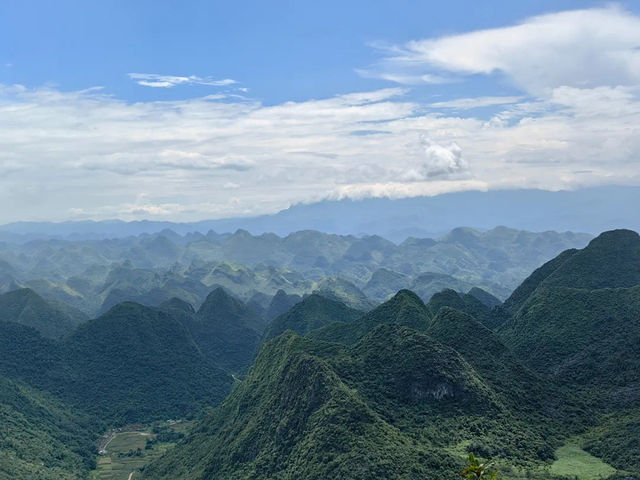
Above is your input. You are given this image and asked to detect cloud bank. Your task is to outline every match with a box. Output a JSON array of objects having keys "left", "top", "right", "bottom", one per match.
[{"left": 1, "top": 6, "right": 640, "bottom": 222}]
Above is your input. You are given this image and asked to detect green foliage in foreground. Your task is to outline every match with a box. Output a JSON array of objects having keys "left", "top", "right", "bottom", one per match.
[{"left": 461, "top": 453, "right": 498, "bottom": 479}]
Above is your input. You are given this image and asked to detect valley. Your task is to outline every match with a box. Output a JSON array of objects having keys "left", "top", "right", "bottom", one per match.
[
  {"left": 92, "top": 421, "right": 191, "bottom": 480},
  {"left": 6, "top": 3, "right": 640, "bottom": 479}
]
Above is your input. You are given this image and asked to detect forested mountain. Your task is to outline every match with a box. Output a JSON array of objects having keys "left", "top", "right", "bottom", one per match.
[
  {"left": 143, "top": 293, "right": 586, "bottom": 480},
  {"left": 1, "top": 228, "right": 638, "bottom": 479},
  {"left": 498, "top": 229, "right": 640, "bottom": 407},
  {"left": 0, "top": 302, "right": 234, "bottom": 426},
  {"left": 264, "top": 294, "right": 362, "bottom": 340},
  {"left": 0, "top": 376, "right": 98, "bottom": 480},
  {"left": 186, "top": 287, "right": 266, "bottom": 372},
  {"left": 0, "top": 288, "right": 87, "bottom": 338},
  {"left": 61, "top": 302, "right": 233, "bottom": 423},
  {"left": 141, "top": 229, "right": 640, "bottom": 479}
]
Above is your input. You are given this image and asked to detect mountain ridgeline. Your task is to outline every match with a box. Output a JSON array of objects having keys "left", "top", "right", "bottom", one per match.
[
  {"left": 0, "top": 226, "right": 591, "bottom": 317},
  {"left": 143, "top": 229, "right": 640, "bottom": 479},
  {"left": 1, "top": 228, "right": 639, "bottom": 479}
]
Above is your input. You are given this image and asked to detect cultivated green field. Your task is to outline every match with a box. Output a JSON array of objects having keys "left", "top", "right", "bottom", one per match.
[
  {"left": 550, "top": 441, "right": 616, "bottom": 480},
  {"left": 92, "top": 422, "right": 191, "bottom": 480}
]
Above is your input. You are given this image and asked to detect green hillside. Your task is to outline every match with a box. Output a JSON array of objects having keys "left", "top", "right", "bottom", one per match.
[
  {"left": 0, "top": 288, "right": 88, "bottom": 338},
  {"left": 142, "top": 330, "right": 468, "bottom": 480},
  {"left": 542, "top": 229, "right": 640, "bottom": 289},
  {"left": 143, "top": 288, "right": 595, "bottom": 480},
  {"left": 310, "top": 289, "right": 432, "bottom": 345},
  {"left": 467, "top": 287, "right": 502, "bottom": 308},
  {"left": 187, "top": 287, "right": 265, "bottom": 373},
  {"left": 499, "top": 229, "right": 640, "bottom": 409},
  {"left": 0, "top": 376, "right": 97, "bottom": 480},
  {"left": 500, "top": 285, "right": 640, "bottom": 405},
  {"left": 263, "top": 294, "right": 362, "bottom": 340},
  {"left": 61, "top": 302, "right": 233, "bottom": 423},
  {"left": 265, "top": 289, "right": 302, "bottom": 322}
]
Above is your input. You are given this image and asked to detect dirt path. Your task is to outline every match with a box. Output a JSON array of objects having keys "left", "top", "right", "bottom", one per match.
[{"left": 127, "top": 472, "right": 134, "bottom": 480}]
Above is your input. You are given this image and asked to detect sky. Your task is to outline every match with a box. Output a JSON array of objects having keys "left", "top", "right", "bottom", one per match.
[{"left": 1, "top": 0, "right": 640, "bottom": 222}]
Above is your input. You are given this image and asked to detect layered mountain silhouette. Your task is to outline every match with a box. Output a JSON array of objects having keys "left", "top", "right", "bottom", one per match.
[
  {"left": 0, "top": 226, "right": 592, "bottom": 317},
  {"left": 1, "top": 228, "right": 640, "bottom": 479}
]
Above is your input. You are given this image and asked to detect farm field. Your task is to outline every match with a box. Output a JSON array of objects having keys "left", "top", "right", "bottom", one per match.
[{"left": 92, "top": 422, "right": 190, "bottom": 480}]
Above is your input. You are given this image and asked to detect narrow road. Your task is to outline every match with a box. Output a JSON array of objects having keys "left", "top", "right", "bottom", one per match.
[{"left": 127, "top": 473, "right": 134, "bottom": 480}]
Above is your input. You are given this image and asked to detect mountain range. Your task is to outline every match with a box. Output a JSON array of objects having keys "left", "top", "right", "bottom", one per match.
[
  {"left": 1, "top": 228, "right": 639, "bottom": 479},
  {"left": 0, "top": 225, "right": 591, "bottom": 318},
  {"left": 1, "top": 186, "right": 638, "bottom": 241}
]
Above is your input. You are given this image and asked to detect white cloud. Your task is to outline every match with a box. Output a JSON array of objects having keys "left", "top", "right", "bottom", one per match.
[
  {"left": 3, "top": 5, "right": 640, "bottom": 225},
  {"left": 355, "top": 69, "right": 451, "bottom": 85},
  {"left": 363, "top": 6, "right": 640, "bottom": 94},
  {"left": 128, "top": 73, "right": 237, "bottom": 88},
  {"left": 430, "top": 96, "right": 524, "bottom": 109},
  {"left": 411, "top": 136, "right": 468, "bottom": 179}
]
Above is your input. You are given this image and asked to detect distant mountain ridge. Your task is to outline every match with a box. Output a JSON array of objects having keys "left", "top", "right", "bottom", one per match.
[
  {"left": 0, "top": 225, "right": 592, "bottom": 317},
  {"left": 1, "top": 186, "right": 638, "bottom": 241}
]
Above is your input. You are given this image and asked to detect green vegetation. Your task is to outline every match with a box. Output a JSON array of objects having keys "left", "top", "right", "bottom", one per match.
[
  {"left": 550, "top": 441, "right": 616, "bottom": 479},
  {"left": 142, "top": 331, "right": 465, "bottom": 480},
  {"left": 93, "top": 423, "right": 190, "bottom": 480},
  {"left": 3, "top": 228, "right": 640, "bottom": 480},
  {"left": 0, "top": 301, "right": 233, "bottom": 425},
  {"left": 142, "top": 289, "right": 598, "bottom": 479},
  {"left": 461, "top": 453, "right": 498, "bottom": 479},
  {"left": 0, "top": 288, "right": 87, "bottom": 338},
  {"left": 582, "top": 410, "right": 640, "bottom": 473},
  {"left": 60, "top": 302, "right": 233, "bottom": 423},
  {"left": 185, "top": 287, "right": 265, "bottom": 372},
  {"left": 498, "top": 230, "right": 640, "bottom": 409},
  {"left": 263, "top": 293, "right": 362, "bottom": 340},
  {"left": 0, "top": 376, "right": 97, "bottom": 480},
  {"left": 265, "top": 289, "right": 301, "bottom": 322},
  {"left": 467, "top": 287, "right": 502, "bottom": 308},
  {"left": 310, "top": 289, "right": 432, "bottom": 344},
  {"left": 0, "top": 227, "right": 590, "bottom": 317}
]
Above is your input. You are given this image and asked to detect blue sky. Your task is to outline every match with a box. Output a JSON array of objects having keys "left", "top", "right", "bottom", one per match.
[
  {"left": 1, "top": 1, "right": 640, "bottom": 222},
  {"left": 1, "top": 0, "right": 626, "bottom": 104}
]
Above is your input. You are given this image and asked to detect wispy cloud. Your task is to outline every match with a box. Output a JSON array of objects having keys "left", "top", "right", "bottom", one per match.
[
  {"left": 430, "top": 96, "right": 524, "bottom": 109},
  {"left": 361, "top": 6, "right": 640, "bottom": 94},
  {"left": 128, "top": 73, "right": 237, "bottom": 88}
]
